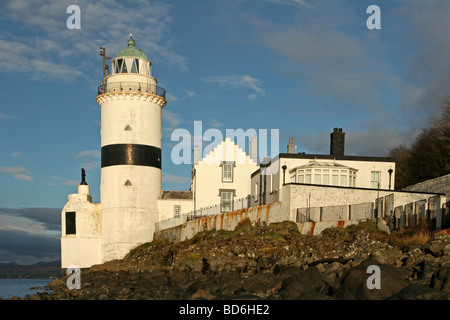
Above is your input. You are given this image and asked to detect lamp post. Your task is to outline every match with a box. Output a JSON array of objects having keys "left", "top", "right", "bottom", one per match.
[
  {"left": 388, "top": 168, "right": 393, "bottom": 190},
  {"left": 282, "top": 165, "right": 287, "bottom": 185}
]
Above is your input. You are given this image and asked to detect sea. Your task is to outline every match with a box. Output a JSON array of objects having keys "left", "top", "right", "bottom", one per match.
[{"left": 0, "top": 279, "right": 54, "bottom": 299}]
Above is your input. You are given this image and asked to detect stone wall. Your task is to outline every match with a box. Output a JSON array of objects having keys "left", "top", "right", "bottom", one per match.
[
  {"left": 402, "top": 174, "right": 450, "bottom": 198},
  {"left": 282, "top": 183, "right": 446, "bottom": 222},
  {"left": 154, "top": 201, "right": 288, "bottom": 242}
]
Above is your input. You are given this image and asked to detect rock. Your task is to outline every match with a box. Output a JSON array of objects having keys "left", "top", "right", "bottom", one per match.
[
  {"left": 333, "top": 259, "right": 410, "bottom": 300},
  {"left": 278, "top": 266, "right": 325, "bottom": 299},
  {"left": 241, "top": 273, "right": 283, "bottom": 297},
  {"left": 190, "top": 289, "right": 216, "bottom": 300},
  {"left": 377, "top": 219, "right": 390, "bottom": 235},
  {"left": 423, "top": 235, "right": 450, "bottom": 257},
  {"left": 22, "top": 221, "right": 450, "bottom": 301},
  {"left": 391, "top": 284, "right": 450, "bottom": 300},
  {"left": 430, "top": 267, "right": 450, "bottom": 292},
  {"left": 370, "top": 246, "right": 405, "bottom": 267}
]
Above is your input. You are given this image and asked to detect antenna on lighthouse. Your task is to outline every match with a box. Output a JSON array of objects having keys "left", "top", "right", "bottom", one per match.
[{"left": 99, "top": 47, "right": 111, "bottom": 93}]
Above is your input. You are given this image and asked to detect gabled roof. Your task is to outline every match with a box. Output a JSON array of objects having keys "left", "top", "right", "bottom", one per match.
[
  {"left": 159, "top": 190, "right": 193, "bottom": 200},
  {"left": 197, "top": 137, "right": 257, "bottom": 166}
]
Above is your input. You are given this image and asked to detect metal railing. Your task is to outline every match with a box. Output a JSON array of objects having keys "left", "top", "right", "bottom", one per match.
[
  {"left": 97, "top": 81, "right": 166, "bottom": 99},
  {"left": 186, "top": 197, "right": 252, "bottom": 221}
]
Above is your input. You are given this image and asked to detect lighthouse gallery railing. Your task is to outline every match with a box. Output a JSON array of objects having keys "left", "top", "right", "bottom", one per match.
[{"left": 97, "top": 81, "right": 166, "bottom": 99}]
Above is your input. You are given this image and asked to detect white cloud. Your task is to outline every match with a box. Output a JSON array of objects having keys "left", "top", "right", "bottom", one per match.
[
  {"left": 75, "top": 150, "right": 101, "bottom": 158},
  {"left": 1, "top": 0, "right": 187, "bottom": 81},
  {"left": 162, "top": 109, "right": 183, "bottom": 128},
  {"left": 0, "top": 166, "right": 33, "bottom": 181},
  {"left": 10, "top": 152, "right": 22, "bottom": 157},
  {"left": 209, "top": 119, "right": 225, "bottom": 129},
  {"left": 203, "top": 74, "right": 265, "bottom": 99},
  {"left": 162, "top": 172, "right": 190, "bottom": 184},
  {"left": 0, "top": 112, "right": 14, "bottom": 119},
  {"left": 50, "top": 176, "right": 80, "bottom": 186}
]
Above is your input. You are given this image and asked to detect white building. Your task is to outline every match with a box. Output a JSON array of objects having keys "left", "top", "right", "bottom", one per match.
[
  {"left": 251, "top": 128, "right": 396, "bottom": 206},
  {"left": 190, "top": 137, "right": 259, "bottom": 212},
  {"left": 61, "top": 35, "right": 167, "bottom": 268},
  {"left": 61, "top": 37, "right": 400, "bottom": 270}
]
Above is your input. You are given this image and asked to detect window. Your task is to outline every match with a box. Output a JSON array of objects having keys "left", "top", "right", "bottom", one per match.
[
  {"left": 255, "top": 182, "right": 258, "bottom": 200},
  {"left": 323, "top": 169, "right": 330, "bottom": 185},
  {"left": 65, "top": 211, "right": 76, "bottom": 235},
  {"left": 220, "top": 190, "right": 234, "bottom": 212},
  {"left": 340, "top": 175, "right": 347, "bottom": 186},
  {"left": 314, "top": 169, "right": 321, "bottom": 184},
  {"left": 116, "top": 59, "right": 123, "bottom": 73},
  {"left": 305, "top": 169, "right": 311, "bottom": 184},
  {"left": 371, "top": 171, "right": 380, "bottom": 189},
  {"left": 349, "top": 171, "right": 356, "bottom": 187},
  {"left": 130, "top": 59, "right": 139, "bottom": 73},
  {"left": 332, "top": 170, "right": 339, "bottom": 186},
  {"left": 122, "top": 60, "right": 128, "bottom": 73},
  {"left": 222, "top": 163, "right": 233, "bottom": 182},
  {"left": 173, "top": 205, "right": 181, "bottom": 218}
]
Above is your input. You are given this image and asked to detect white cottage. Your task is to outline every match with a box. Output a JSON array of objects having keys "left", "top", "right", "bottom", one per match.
[
  {"left": 190, "top": 137, "right": 259, "bottom": 212},
  {"left": 251, "top": 128, "right": 396, "bottom": 206}
]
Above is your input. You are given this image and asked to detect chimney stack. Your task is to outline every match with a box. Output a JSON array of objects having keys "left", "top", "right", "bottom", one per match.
[
  {"left": 330, "top": 128, "right": 345, "bottom": 157},
  {"left": 193, "top": 145, "right": 200, "bottom": 165},
  {"left": 250, "top": 135, "right": 258, "bottom": 164},
  {"left": 287, "top": 137, "right": 296, "bottom": 154}
]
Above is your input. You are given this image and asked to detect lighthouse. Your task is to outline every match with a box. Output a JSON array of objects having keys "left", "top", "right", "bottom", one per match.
[
  {"left": 60, "top": 35, "right": 167, "bottom": 268},
  {"left": 96, "top": 34, "right": 166, "bottom": 262}
]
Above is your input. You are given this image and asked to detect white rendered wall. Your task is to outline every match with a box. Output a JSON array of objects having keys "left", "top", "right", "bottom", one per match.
[
  {"left": 192, "top": 138, "right": 258, "bottom": 210},
  {"left": 61, "top": 185, "right": 102, "bottom": 268},
  {"left": 97, "top": 68, "right": 166, "bottom": 262},
  {"left": 251, "top": 157, "right": 396, "bottom": 206},
  {"left": 157, "top": 198, "right": 194, "bottom": 222}
]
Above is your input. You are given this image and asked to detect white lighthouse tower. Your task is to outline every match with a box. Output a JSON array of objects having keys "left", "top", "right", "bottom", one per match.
[{"left": 96, "top": 34, "right": 167, "bottom": 262}]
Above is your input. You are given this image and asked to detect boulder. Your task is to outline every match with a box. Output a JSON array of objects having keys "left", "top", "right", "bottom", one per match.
[
  {"left": 333, "top": 259, "right": 410, "bottom": 300},
  {"left": 391, "top": 284, "right": 450, "bottom": 300}
]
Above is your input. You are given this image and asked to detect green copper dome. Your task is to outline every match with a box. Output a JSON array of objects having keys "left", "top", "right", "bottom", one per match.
[{"left": 114, "top": 34, "right": 149, "bottom": 61}]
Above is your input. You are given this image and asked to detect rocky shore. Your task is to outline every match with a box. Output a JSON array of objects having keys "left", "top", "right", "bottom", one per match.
[{"left": 24, "top": 220, "right": 450, "bottom": 300}]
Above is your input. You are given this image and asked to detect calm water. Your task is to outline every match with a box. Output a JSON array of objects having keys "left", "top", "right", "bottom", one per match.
[{"left": 0, "top": 279, "right": 53, "bottom": 299}]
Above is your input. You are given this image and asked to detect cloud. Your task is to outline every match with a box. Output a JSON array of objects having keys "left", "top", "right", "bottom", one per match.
[
  {"left": 50, "top": 176, "right": 80, "bottom": 187},
  {"left": 162, "top": 172, "right": 190, "bottom": 184},
  {"left": 162, "top": 109, "right": 183, "bottom": 128},
  {"left": 203, "top": 74, "right": 265, "bottom": 99},
  {"left": 0, "top": 112, "right": 14, "bottom": 119},
  {"left": 0, "top": 229, "right": 60, "bottom": 265},
  {"left": 0, "top": 207, "right": 61, "bottom": 264},
  {"left": 0, "top": 0, "right": 187, "bottom": 81},
  {"left": 10, "top": 152, "right": 22, "bottom": 157},
  {"left": 209, "top": 119, "right": 225, "bottom": 129},
  {"left": 75, "top": 150, "right": 101, "bottom": 158},
  {"left": 0, "top": 207, "right": 60, "bottom": 233},
  {"left": 0, "top": 166, "right": 33, "bottom": 181},
  {"left": 75, "top": 150, "right": 100, "bottom": 171}
]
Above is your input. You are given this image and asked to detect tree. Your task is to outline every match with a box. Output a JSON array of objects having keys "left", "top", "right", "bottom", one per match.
[{"left": 390, "top": 100, "right": 450, "bottom": 189}]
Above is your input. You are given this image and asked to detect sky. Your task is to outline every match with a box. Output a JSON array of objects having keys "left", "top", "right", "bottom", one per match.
[{"left": 0, "top": 0, "right": 449, "bottom": 264}]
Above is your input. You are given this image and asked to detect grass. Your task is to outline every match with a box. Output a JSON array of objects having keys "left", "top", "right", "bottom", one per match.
[{"left": 388, "top": 224, "right": 433, "bottom": 247}]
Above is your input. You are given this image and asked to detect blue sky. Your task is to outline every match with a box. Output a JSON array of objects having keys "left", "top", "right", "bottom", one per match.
[{"left": 0, "top": 0, "right": 449, "bottom": 264}]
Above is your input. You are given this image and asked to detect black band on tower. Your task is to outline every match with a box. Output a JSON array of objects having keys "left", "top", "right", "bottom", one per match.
[{"left": 101, "top": 144, "right": 161, "bottom": 169}]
